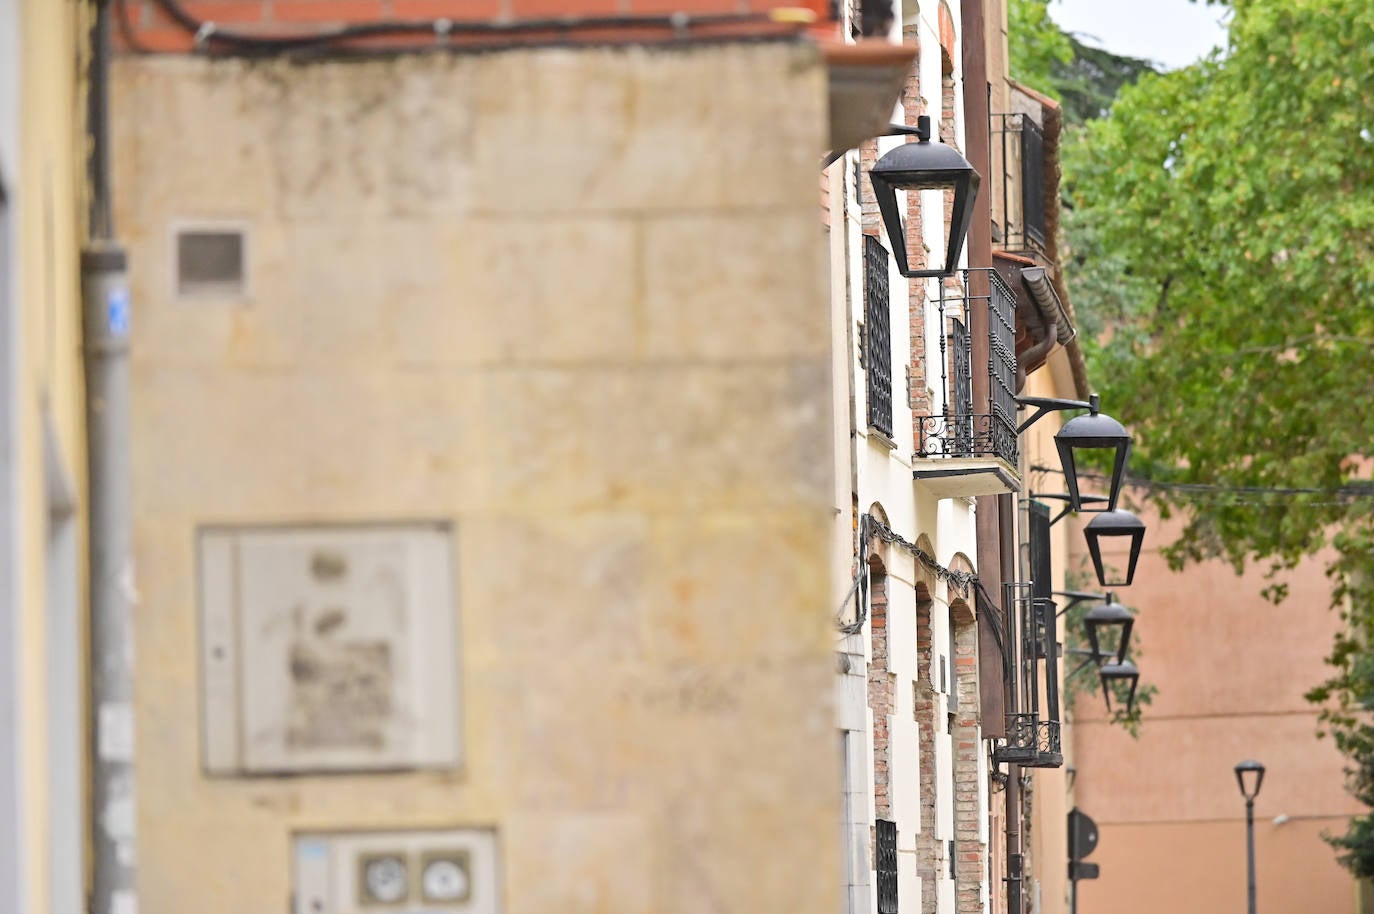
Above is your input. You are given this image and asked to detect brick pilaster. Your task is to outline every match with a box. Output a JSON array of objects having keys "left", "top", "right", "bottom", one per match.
[
  {"left": 952, "top": 602, "right": 985, "bottom": 914},
  {"left": 913, "top": 585, "right": 939, "bottom": 914},
  {"left": 867, "top": 564, "right": 893, "bottom": 820}
]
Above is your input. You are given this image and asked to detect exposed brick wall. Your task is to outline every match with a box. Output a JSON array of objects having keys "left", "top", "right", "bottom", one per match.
[
  {"left": 900, "top": 23, "right": 929, "bottom": 436},
  {"left": 951, "top": 597, "right": 984, "bottom": 914},
  {"left": 857, "top": 138, "right": 880, "bottom": 239},
  {"left": 866, "top": 554, "right": 892, "bottom": 820},
  {"left": 118, "top": 0, "right": 829, "bottom": 53},
  {"left": 937, "top": 0, "right": 954, "bottom": 74},
  {"left": 939, "top": 72, "right": 959, "bottom": 149},
  {"left": 939, "top": 72, "right": 961, "bottom": 247},
  {"left": 913, "top": 581, "right": 938, "bottom": 914},
  {"left": 913, "top": 584, "right": 986, "bottom": 914}
]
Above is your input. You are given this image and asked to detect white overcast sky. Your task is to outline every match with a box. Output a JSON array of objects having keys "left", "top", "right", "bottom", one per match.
[{"left": 1049, "top": 0, "right": 1231, "bottom": 71}]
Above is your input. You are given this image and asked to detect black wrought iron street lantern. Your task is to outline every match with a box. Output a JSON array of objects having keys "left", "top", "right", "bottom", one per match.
[
  {"left": 1055, "top": 395, "right": 1132, "bottom": 512},
  {"left": 869, "top": 114, "right": 980, "bottom": 278},
  {"left": 1084, "top": 508, "right": 1146, "bottom": 587},
  {"left": 1084, "top": 594, "right": 1135, "bottom": 665},
  {"left": 1018, "top": 394, "right": 1133, "bottom": 513},
  {"left": 1235, "top": 759, "right": 1266, "bottom": 801},
  {"left": 1098, "top": 660, "right": 1139, "bottom": 713},
  {"left": 1235, "top": 759, "right": 1266, "bottom": 914}
]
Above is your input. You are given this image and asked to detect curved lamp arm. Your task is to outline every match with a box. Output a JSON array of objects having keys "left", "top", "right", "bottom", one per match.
[
  {"left": 1016, "top": 393, "right": 1100, "bottom": 435},
  {"left": 1028, "top": 492, "right": 1110, "bottom": 526},
  {"left": 1052, "top": 590, "right": 1108, "bottom": 618},
  {"left": 1065, "top": 649, "right": 1104, "bottom": 681}
]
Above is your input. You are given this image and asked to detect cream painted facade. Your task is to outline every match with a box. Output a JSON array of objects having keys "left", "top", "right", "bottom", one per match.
[
  {"left": 828, "top": 4, "right": 995, "bottom": 913},
  {"left": 112, "top": 45, "right": 842, "bottom": 914},
  {"left": 1, "top": 2, "right": 90, "bottom": 914}
]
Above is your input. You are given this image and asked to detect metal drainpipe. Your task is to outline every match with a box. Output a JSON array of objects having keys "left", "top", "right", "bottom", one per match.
[
  {"left": 83, "top": 2, "right": 137, "bottom": 913},
  {"left": 1000, "top": 491, "right": 1023, "bottom": 914}
]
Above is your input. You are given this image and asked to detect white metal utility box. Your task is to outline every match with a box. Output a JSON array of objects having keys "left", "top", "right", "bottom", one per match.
[{"left": 198, "top": 523, "right": 461, "bottom": 775}]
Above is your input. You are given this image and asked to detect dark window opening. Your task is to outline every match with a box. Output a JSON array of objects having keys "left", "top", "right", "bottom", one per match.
[{"left": 864, "top": 236, "right": 893, "bottom": 439}]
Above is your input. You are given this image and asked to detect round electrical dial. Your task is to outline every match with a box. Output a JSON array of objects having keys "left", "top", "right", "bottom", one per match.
[
  {"left": 363, "top": 856, "right": 408, "bottom": 904},
  {"left": 422, "top": 858, "right": 470, "bottom": 902}
]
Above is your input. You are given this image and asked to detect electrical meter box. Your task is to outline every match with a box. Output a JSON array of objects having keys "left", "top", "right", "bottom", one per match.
[
  {"left": 293, "top": 828, "right": 500, "bottom": 914},
  {"left": 199, "top": 523, "right": 460, "bottom": 775}
]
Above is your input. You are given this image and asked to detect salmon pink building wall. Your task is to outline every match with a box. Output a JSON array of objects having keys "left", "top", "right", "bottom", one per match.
[{"left": 1070, "top": 503, "right": 1363, "bottom": 914}]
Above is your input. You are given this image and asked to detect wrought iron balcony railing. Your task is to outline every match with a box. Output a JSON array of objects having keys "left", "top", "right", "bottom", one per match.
[
  {"left": 992, "top": 113, "right": 1047, "bottom": 256},
  {"left": 991, "top": 583, "right": 1064, "bottom": 769},
  {"left": 915, "top": 268, "right": 1019, "bottom": 467},
  {"left": 995, "top": 714, "right": 1063, "bottom": 768}
]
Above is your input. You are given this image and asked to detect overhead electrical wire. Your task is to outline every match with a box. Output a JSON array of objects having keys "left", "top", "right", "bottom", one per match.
[{"left": 1030, "top": 463, "right": 1374, "bottom": 506}]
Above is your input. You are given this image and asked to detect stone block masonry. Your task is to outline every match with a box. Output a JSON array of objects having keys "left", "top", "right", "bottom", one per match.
[{"left": 113, "top": 42, "right": 839, "bottom": 914}]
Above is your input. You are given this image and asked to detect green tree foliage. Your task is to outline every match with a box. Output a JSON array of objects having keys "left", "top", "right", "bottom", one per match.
[
  {"left": 1063, "top": 0, "right": 1374, "bottom": 873},
  {"left": 1052, "top": 35, "right": 1156, "bottom": 126},
  {"left": 1006, "top": 0, "right": 1073, "bottom": 95}
]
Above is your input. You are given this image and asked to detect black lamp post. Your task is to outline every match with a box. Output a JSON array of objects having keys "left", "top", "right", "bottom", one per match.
[
  {"left": 869, "top": 115, "right": 980, "bottom": 278},
  {"left": 1084, "top": 594, "right": 1135, "bottom": 664},
  {"left": 1236, "top": 759, "right": 1266, "bottom": 914},
  {"left": 1084, "top": 508, "right": 1146, "bottom": 587},
  {"left": 1018, "top": 394, "right": 1133, "bottom": 512},
  {"left": 1097, "top": 660, "right": 1139, "bottom": 713}
]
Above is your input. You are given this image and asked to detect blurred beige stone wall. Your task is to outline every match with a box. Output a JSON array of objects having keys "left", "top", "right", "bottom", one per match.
[{"left": 112, "top": 43, "right": 839, "bottom": 914}]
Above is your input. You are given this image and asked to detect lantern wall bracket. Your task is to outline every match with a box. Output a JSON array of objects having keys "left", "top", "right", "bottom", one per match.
[
  {"left": 1065, "top": 649, "right": 1105, "bottom": 682},
  {"left": 887, "top": 121, "right": 927, "bottom": 139},
  {"left": 1016, "top": 393, "right": 1100, "bottom": 436},
  {"left": 821, "top": 122, "right": 926, "bottom": 168},
  {"left": 1019, "top": 392, "right": 1133, "bottom": 512},
  {"left": 1027, "top": 492, "right": 1109, "bottom": 526},
  {"left": 1052, "top": 590, "right": 1108, "bottom": 619}
]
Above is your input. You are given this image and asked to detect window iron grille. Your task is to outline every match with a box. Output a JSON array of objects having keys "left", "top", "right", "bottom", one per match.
[
  {"left": 865, "top": 236, "right": 894, "bottom": 440},
  {"left": 949, "top": 316, "right": 974, "bottom": 456},
  {"left": 916, "top": 268, "right": 1018, "bottom": 466},
  {"left": 876, "top": 819, "right": 898, "bottom": 913}
]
